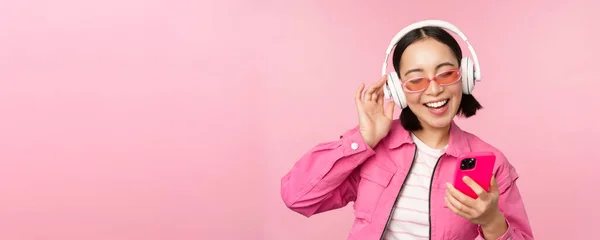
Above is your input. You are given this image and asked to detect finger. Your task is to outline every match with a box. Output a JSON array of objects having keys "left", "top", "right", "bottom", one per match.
[
  {"left": 364, "top": 90, "right": 372, "bottom": 101},
  {"left": 376, "top": 86, "right": 385, "bottom": 105},
  {"left": 375, "top": 74, "right": 388, "bottom": 87},
  {"left": 355, "top": 83, "right": 365, "bottom": 103},
  {"left": 490, "top": 175, "right": 499, "bottom": 194},
  {"left": 364, "top": 87, "right": 376, "bottom": 102},
  {"left": 445, "top": 190, "right": 475, "bottom": 216},
  {"left": 445, "top": 195, "right": 472, "bottom": 216},
  {"left": 372, "top": 76, "right": 388, "bottom": 96},
  {"left": 463, "top": 176, "right": 487, "bottom": 196},
  {"left": 374, "top": 82, "right": 386, "bottom": 103},
  {"left": 384, "top": 101, "right": 395, "bottom": 119},
  {"left": 446, "top": 183, "right": 477, "bottom": 208},
  {"left": 371, "top": 91, "right": 379, "bottom": 103},
  {"left": 365, "top": 75, "right": 387, "bottom": 100},
  {"left": 445, "top": 196, "right": 471, "bottom": 219}
]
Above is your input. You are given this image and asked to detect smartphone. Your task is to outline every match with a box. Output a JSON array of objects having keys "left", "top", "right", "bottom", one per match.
[{"left": 452, "top": 152, "right": 496, "bottom": 199}]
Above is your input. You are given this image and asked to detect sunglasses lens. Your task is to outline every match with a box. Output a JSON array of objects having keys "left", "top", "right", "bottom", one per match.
[
  {"left": 405, "top": 78, "right": 428, "bottom": 91},
  {"left": 436, "top": 70, "right": 460, "bottom": 84}
]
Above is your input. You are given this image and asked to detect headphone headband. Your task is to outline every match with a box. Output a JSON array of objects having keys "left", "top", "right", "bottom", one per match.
[{"left": 381, "top": 20, "right": 481, "bottom": 81}]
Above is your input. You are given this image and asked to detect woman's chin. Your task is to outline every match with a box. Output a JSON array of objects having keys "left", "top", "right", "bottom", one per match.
[{"left": 427, "top": 119, "right": 453, "bottom": 129}]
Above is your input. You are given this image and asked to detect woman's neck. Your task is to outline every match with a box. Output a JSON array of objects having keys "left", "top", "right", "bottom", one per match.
[{"left": 412, "top": 124, "right": 451, "bottom": 150}]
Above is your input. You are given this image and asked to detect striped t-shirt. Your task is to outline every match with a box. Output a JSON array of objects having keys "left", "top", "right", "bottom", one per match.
[{"left": 383, "top": 133, "right": 447, "bottom": 240}]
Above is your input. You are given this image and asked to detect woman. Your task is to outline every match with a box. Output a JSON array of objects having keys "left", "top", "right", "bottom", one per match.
[{"left": 280, "top": 24, "right": 533, "bottom": 240}]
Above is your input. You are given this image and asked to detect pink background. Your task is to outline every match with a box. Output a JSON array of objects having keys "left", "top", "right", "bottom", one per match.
[{"left": 0, "top": 0, "right": 597, "bottom": 239}]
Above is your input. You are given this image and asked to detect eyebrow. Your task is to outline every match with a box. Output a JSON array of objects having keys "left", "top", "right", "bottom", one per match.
[{"left": 403, "top": 62, "right": 456, "bottom": 77}]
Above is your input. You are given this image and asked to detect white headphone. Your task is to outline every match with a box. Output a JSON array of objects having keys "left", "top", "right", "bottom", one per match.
[{"left": 382, "top": 20, "right": 481, "bottom": 109}]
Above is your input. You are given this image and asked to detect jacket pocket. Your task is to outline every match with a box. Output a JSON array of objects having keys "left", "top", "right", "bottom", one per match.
[{"left": 353, "top": 161, "right": 395, "bottom": 222}]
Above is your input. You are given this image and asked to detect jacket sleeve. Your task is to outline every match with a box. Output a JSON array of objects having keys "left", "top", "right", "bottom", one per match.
[
  {"left": 475, "top": 159, "right": 534, "bottom": 240},
  {"left": 280, "top": 126, "right": 376, "bottom": 217}
]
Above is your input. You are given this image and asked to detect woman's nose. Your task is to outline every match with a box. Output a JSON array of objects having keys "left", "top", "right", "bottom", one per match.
[{"left": 426, "top": 79, "right": 443, "bottom": 95}]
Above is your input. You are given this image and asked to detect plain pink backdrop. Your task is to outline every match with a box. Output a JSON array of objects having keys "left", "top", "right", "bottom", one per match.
[{"left": 0, "top": 0, "right": 598, "bottom": 239}]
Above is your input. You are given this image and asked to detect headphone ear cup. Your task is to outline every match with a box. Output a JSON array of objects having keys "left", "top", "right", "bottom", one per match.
[
  {"left": 387, "top": 72, "right": 407, "bottom": 109},
  {"left": 460, "top": 57, "right": 475, "bottom": 95}
]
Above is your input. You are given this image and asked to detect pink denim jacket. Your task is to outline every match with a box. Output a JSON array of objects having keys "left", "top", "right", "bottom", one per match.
[{"left": 281, "top": 121, "right": 533, "bottom": 240}]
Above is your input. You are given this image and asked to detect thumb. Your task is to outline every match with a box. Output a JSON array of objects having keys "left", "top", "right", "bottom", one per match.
[
  {"left": 384, "top": 101, "right": 395, "bottom": 119},
  {"left": 490, "top": 175, "right": 499, "bottom": 193}
]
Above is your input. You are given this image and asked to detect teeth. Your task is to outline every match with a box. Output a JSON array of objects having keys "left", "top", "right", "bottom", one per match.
[{"left": 425, "top": 100, "right": 448, "bottom": 108}]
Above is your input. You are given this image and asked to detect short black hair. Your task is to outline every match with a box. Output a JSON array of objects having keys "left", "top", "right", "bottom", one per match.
[{"left": 392, "top": 26, "right": 483, "bottom": 131}]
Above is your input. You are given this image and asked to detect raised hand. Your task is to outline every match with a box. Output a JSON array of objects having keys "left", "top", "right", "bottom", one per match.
[{"left": 355, "top": 75, "right": 396, "bottom": 149}]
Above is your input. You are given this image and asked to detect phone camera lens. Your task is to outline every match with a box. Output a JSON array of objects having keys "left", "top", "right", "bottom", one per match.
[{"left": 460, "top": 158, "right": 477, "bottom": 170}]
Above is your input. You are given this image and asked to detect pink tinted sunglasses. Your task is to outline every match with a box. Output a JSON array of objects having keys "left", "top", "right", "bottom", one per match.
[{"left": 402, "top": 69, "right": 462, "bottom": 93}]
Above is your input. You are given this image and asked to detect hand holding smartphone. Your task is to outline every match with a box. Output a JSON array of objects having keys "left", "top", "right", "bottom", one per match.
[{"left": 452, "top": 152, "right": 496, "bottom": 199}]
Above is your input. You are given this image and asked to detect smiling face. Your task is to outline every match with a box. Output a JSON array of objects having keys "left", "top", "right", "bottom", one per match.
[{"left": 398, "top": 37, "right": 463, "bottom": 130}]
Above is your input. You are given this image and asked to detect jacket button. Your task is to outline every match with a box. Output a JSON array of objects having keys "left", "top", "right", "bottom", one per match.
[{"left": 351, "top": 142, "right": 359, "bottom": 150}]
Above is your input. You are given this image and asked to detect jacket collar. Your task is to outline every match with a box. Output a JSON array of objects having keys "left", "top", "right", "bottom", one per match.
[{"left": 387, "top": 120, "right": 471, "bottom": 157}]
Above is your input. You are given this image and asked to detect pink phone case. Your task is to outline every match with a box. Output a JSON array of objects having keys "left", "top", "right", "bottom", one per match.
[{"left": 452, "top": 152, "right": 496, "bottom": 199}]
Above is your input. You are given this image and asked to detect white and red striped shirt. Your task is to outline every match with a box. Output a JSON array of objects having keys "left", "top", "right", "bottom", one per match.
[{"left": 383, "top": 133, "right": 447, "bottom": 240}]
